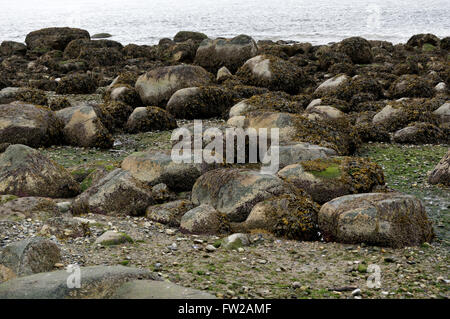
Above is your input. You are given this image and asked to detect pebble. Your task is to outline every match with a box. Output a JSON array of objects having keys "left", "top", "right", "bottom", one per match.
[
  {"left": 292, "top": 282, "right": 301, "bottom": 288},
  {"left": 352, "top": 288, "right": 362, "bottom": 296},
  {"left": 165, "top": 229, "right": 176, "bottom": 235},
  {"left": 205, "top": 244, "right": 216, "bottom": 252}
]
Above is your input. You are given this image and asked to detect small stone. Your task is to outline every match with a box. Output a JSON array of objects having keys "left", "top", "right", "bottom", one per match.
[
  {"left": 292, "top": 282, "right": 301, "bottom": 289},
  {"left": 237, "top": 247, "right": 244, "bottom": 253},
  {"left": 257, "top": 259, "right": 267, "bottom": 264},
  {"left": 205, "top": 245, "right": 216, "bottom": 252},
  {"left": 165, "top": 229, "right": 176, "bottom": 235},
  {"left": 352, "top": 288, "right": 362, "bottom": 296}
]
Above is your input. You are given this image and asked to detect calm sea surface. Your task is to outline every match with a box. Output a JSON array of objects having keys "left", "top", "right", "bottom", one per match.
[{"left": 0, "top": 0, "right": 448, "bottom": 45}]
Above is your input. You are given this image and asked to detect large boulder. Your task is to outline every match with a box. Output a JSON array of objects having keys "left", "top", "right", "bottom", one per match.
[
  {"left": 64, "top": 39, "right": 123, "bottom": 59},
  {"left": 191, "top": 168, "right": 292, "bottom": 222},
  {"left": 0, "top": 266, "right": 157, "bottom": 299},
  {"left": 0, "top": 144, "right": 80, "bottom": 198},
  {"left": 318, "top": 193, "right": 435, "bottom": 247},
  {"left": 121, "top": 151, "right": 211, "bottom": 191},
  {"left": 174, "top": 31, "right": 208, "bottom": 43},
  {"left": 236, "top": 55, "right": 306, "bottom": 94},
  {"left": 0, "top": 41, "right": 27, "bottom": 56},
  {"left": 433, "top": 102, "right": 450, "bottom": 124},
  {"left": 428, "top": 150, "right": 450, "bottom": 186},
  {"left": 313, "top": 74, "right": 350, "bottom": 97},
  {"left": 111, "top": 280, "right": 216, "bottom": 299},
  {"left": 0, "top": 237, "right": 61, "bottom": 277},
  {"left": 166, "top": 86, "right": 234, "bottom": 119},
  {"left": 180, "top": 204, "right": 226, "bottom": 234},
  {"left": 146, "top": 199, "right": 194, "bottom": 227},
  {"left": 99, "top": 101, "right": 134, "bottom": 130},
  {"left": 0, "top": 102, "right": 63, "bottom": 147},
  {"left": 0, "top": 197, "right": 59, "bottom": 221},
  {"left": 239, "top": 193, "right": 319, "bottom": 240},
  {"left": 406, "top": 33, "right": 440, "bottom": 49},
  {"left": 72, "top": 169, "right": 155, "bottom": 216},
  {"left": 228, "top": 91, "right": 306, "bottom": 117},
  {"left": 56, "top": 73, "right": 98, "bottom": 94},
  {"left": 336, "top": 37, "right": 373, "bottom": 64},
  {"left": 277, "top": 157, "right": 385, "bottom": 204},
  {"left": 25, "top": 27, "right": 90, "bottom": 52},
  {"left": 194, "top": 35, "right": 258, "bottom": 73},
  {"left": 55, "top": 104, "right": 113, "bottom": 149},
  {"left": 393, "top": 122, "right": 447, "bottom": 144},
  {"left": 135, "top": 65, "right": 213, "bottom": 106},
  {"left": 389, "top": 75, "right": 433, "bottom": 98},
  {"left": 125, "top": 106, "right": 177, "bottom": 133},
  {"left": 262, "top": 143, "right": 336, "bottom": 170},
  {"left": 104, "top": 84, "right": 142, "bottom": 108}
]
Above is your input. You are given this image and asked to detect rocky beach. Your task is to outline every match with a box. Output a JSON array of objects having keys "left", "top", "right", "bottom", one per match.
[{"left": 0, "top": 27, "right": 449, "bottom": 299}]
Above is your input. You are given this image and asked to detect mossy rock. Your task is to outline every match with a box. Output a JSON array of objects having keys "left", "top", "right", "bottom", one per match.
[
  {"left": 277, "top": 157, "right": 385, "bottom": 204},
  {"left": 125, "top": 106, "right": 177, "bottom": 133},
  {"left": 15, "top": 88, "right": 48, "bottom": 106},
  {"left": 239, "top": 193, "right": 320, "bottom": 241},
  {"left": 236, "top": 54, "right": 307, "bottom": 94},
  {"left": 166, "top": 86, "right": 235, "bottom": 119}
]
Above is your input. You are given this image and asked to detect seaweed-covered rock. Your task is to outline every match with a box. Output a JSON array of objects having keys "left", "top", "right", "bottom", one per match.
[
  {"left": 166, "top": 86, "right": 234, "bottom": 119},
  {"left": 318, "top": 193, "right": 435, "bottom": 248},
  {"left": 277, "top": 157, "right": 385, "bottom": 204},
  {"left": 104, "top": 84, "right": 142, "bottom": 108},
  {"left": 55, "top": 104, "right": 113, "bottom": 149},
  {"left": 180, "top": 204, "right": 226, "bottom": 234},
  {"left": 389, "top": 75, "right": 433, "bottom": 98},
  {"left": 72, "top": 169, "right": 155, "bottom": 216},
  {"left": 236, "top": 55, "right": 306, "bottom": 94},
  {"left": 174, "top": 31, "right": 208, "bottom": 43},
  {"left": 0, "top": 237, "right": 61, "bottom": 277},
  {"left": 191, "top": 168, "right": 292, "bottom": 222},
  {"left": 121, "top": 151, "right": 210, "bottom": 191},
  {"left": 0, "top": 144, "right": 80, "bottom": 198},
  {"left": 314, "top": 74, "right": 350, "bottom": 97},
  {"left": 15, "top": 88, "right": 48, "bottom": 106},
  {"left": 146, "top": 199, "right": 194, "bottom": 227},
  {"left": 305, "top": 105, "right": 344, "bottom": 120},
  {"left": 406, "top": 33, "right": 440, "bottom": 49},
  {"left": 290, "top": 115, "right": 361, "bottom": 155},
  {"left": 25, "top": 27, "right": 90, "bottom": 52},
  {"left": 194, "top": 35, "right": 258, "bottom": 73},
  {"left": 240, "top": 193, "right": 319, "bottom": 240},
  {"left": 135, "top": 65, "right": 213, "bottom": 106},
  {"left": 216, "top": 66, "right": 232, "bottom": 82},
  {"left": 372, "top": 99, "right": 440, "bottom": 132},
  {"left": 63, "top": 38, "right": 123, "bottom": 59},
  {"left": 315, "top": 46, "right": 352, "bottom": 71},
  {"left": 314, "top": 75, "right": 383, "bottom": 103},
  {"left": 336, "top": 37, "right": 373, "bottom": 64},
  {"left": 428, "top": 150, "right": 450, "bottom": 186},
  {"left": 125, "top": 106, "right": 177, "bottom": 133},
  {"left": 56, "top": 73, "right": 98, "bottom": 94},
  {"left": 0, "top": 102, "right": 63, "bottom": 147},
  {"left": 0, "top": 41, "right": 27, "bottom": 56},
  {"left": 48, "top": 97, "right": 72, "bottom": 111},
  {"left": 99, "top": 101, "right": 134, "bottom": 130},
  {"left": 433, "top": 102, "right": 450, "bottom": 124},
  {"left": 229, "top": 92, "right": 305, "bottom": 117},
  {"left": 393, "top": 122, "right": 447, "bottom": 144}
]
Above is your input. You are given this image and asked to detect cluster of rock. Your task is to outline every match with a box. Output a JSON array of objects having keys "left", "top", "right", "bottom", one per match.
[{"left": 0, "top": 29, "right": 448, "bottom": 295}]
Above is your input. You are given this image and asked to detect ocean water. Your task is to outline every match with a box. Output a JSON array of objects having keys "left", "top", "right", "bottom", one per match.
[{"left": 0, "top": 0, "right": 448, "bottom": 45}]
